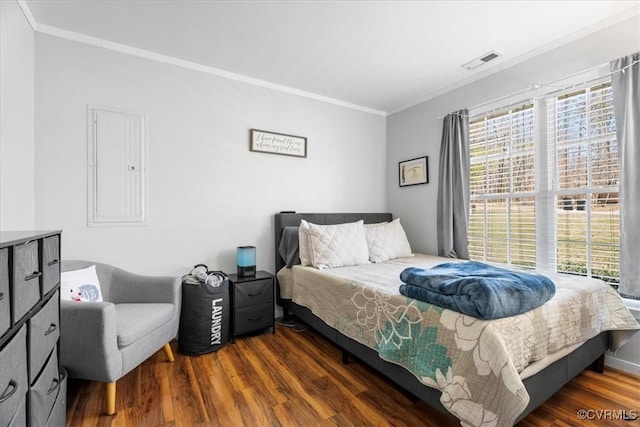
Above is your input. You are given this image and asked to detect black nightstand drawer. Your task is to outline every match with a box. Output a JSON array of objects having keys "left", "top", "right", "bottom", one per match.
[
  {"left": 234, "top": 278, "right": 273, "bottom": 308},
  {"left": 234, "top": 303, "right": 273, "bottom": 336},
  {"left": 229, "top": 271, "right": 275, "bottom": 339}
]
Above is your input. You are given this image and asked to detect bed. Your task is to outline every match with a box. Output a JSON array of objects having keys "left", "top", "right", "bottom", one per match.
[{"left": 273, "top": 212, "right": 640, "bottom": 426}]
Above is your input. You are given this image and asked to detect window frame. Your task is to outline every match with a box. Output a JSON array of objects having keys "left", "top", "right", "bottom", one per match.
[
  {"left": 468, "top": 78, "right": 619, "bottom": 283},
  {"left": 545, "top": 81, "right": 619, "bottom": 282}
]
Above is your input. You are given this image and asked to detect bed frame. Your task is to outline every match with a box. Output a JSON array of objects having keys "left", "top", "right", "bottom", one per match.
[{"left": 274, "top": 212, "right": 607, "bottom": 423}]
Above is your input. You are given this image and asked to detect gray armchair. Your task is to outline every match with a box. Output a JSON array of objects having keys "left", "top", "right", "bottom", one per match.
[{"left": 60, "top": 261, "right": 181, "bottom": 415}]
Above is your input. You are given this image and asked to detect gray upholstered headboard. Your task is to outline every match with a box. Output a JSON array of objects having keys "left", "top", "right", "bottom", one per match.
[{"left": 274, "top": 212, "right": 392, "bottom": 277}]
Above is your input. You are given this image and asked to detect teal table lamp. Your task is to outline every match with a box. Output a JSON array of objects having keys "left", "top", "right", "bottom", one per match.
[{"left": 237, "top": 246, "right": 256, "bottom": 277}]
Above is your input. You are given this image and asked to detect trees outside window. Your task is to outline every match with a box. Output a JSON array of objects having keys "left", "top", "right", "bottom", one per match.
[{"left": 469, "top": 82, "right": 619, "bottom": 283}]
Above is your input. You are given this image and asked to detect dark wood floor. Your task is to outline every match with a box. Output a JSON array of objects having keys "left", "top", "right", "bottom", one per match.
[{"left": 66, "top": 324, "right": 639, "bottom": 426}]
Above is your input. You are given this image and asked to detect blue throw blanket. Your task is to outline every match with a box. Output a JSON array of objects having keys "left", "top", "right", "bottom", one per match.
[{"left": 399, "top": 261, "right": 555, "bottom": 319}]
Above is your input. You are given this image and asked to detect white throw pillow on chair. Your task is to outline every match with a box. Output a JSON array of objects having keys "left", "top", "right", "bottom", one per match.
[{"left": 61, "top": 265, "right": 104, "bottom": 302}]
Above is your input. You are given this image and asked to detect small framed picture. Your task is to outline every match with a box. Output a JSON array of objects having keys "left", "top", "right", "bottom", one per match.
[{"left": 399, "top": 156, "right": 428, "bottom": 187}]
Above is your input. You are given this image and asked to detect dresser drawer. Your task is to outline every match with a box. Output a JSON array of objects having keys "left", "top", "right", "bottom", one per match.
[
  {"left": 0, "top": 326, "right": 28, "bottom": 427},
  {"left": 0, "top": 248, "right": 9, "bottom": 338},
  {"left": 44, "top": 369, "right": 66, "bottom": 427},
  {"left": 234, "top": 278, "right": 273, "bottom": 308},
  {"left": 29, "top": 349, "right": 60, "bottom": 427},
  {"left": 234, "top": 302, "right": 273, "bottom": 335},
  {"left": 42, "top": 236, "right": 60, "bottom": 296},
  {"left": 29, "top": 293, "right": 60, "bottom": 383},
  {"left": 13, "top": 241, "right": 41, "bottom": 322}
]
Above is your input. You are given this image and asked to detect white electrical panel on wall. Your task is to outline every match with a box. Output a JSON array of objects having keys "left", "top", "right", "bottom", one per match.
[{"left": 87, "top": 106, "right": 147, "bottom": 226}]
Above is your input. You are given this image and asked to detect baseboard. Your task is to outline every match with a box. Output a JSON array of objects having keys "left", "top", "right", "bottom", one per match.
[{"left": 605, "top": 353, "right": 640, "bottom": 376}]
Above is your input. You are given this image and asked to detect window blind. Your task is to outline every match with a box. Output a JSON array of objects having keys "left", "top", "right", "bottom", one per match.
[
  {"left": 468, "top": 81, "right": 619, "bottom": 284},
  {"left": 547, "top": 82, "right": 619, "bottom": 282},
  {"left": 469, "top": 103, "right": 536, "bottom": 267}
]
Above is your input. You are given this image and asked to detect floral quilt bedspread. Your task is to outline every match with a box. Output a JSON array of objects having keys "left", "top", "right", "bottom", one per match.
[{"left": 282, "top": 254, "right": 640, "bottom": 426}]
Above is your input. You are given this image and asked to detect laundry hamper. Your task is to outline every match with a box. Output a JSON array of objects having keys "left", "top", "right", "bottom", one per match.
[{"left": 178, "top": 266, "right": 230, "bottom": 355}]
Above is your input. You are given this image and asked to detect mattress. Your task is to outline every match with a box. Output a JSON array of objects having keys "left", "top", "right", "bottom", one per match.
[{"left": 277, "top": 254, "right": 639, "bottom": 426}]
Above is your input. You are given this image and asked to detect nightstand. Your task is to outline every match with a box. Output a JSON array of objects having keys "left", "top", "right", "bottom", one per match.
[{"left": 228, "top": 271, "right": 275, "bottom": 339}]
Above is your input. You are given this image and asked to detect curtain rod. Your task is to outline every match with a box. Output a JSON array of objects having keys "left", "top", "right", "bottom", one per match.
[
  {"left": 439, "top": 57, "right": 639, "bottom": 120},
  {"left": 544, "top": 57, "right": 638, "bottom": 97}
]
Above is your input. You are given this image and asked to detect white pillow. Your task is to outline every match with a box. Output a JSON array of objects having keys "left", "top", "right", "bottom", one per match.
[
  {"left": 61, "top": 265, "right": 104, "bottom": 302},
  {"left": 307, "top": 220, "right": 370, "bottom": 269},
  {"left": 298, "top": 220, "right": 312, "bottom": 266},
  {"left": 364, "top": 218, "right": 413, "bottom": 263}
]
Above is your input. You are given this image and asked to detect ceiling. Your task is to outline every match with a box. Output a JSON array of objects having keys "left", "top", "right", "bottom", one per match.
[{"left": 24, "top": 0, "right": 640, "bottom": 114}]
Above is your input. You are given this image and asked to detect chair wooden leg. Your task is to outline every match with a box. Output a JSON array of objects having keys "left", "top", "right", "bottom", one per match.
[
  {"left": 163, "top": 342, "right": 175, "bottom": 362},
  {"left": 106, "top": 381, "right": 116, "bottom": 415}
]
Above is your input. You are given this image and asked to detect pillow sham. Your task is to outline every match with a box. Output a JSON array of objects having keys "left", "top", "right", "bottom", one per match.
[
  {"left": 308, "top": 220, "right": 370, "bottom": 269},
  {"left": 279, "top": 226, "right": 301, "bottom": 268},
  {"left": 298, "top": 220, "right": 312, "bottom": 266},
  {"left": 364, "top": 218, "right": 413, "bottom": 263},
  {"left": 60, "top": 265, "right": 104, "bottom": 302}
]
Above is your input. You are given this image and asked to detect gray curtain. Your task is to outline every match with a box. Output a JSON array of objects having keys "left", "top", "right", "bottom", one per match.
[
  {"left": 437, "top": 109, "right": 470, "bottom": 259},
  {"left": 611, "top": 52, "right": 640, "bottom": 299}
]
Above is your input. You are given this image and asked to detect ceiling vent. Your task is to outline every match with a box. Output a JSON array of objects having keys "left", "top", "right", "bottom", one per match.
[{"left": 461, "top": 50, "right": 501, "bottom": 71}]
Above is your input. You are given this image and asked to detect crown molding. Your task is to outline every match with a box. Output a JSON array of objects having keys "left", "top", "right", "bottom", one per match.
[
  {"left": 18, "top": 1, "right": 386, "bottom": 117},
  {"left": 387, "top": 5, "right": 640, "bottom": 116},
  {"left": 16, "top": 0, "right": 37, "bottom": 31}
]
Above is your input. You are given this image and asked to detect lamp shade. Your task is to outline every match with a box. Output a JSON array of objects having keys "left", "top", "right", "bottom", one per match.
[{"left": 237, "top": 246, "right": 256, "bottom": 277}]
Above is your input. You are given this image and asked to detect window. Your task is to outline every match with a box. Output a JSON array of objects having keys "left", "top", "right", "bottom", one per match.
[
  {"left": 469, "top": 81, "right": 619, "bottom": 283},
  {"left": 88, "top": 106, "right": 147, "bottom": 226},
  {"left": 469, "top": 104, "right": 536, "bottom": 267},
  {"left": 547, "top": 83, "right": 619, "bottom": 282}
]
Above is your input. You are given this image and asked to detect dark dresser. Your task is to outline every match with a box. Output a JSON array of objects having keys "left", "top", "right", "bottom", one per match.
[{"left": 0, "top": 230, "right": 66, "bottom": 427}]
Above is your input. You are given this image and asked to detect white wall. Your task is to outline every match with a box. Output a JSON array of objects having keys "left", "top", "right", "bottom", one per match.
[
  {"left": 387, "top": 15, "right": 640, "bottom": 255},
  {"left": 1, "top": 0, "right": 35, "bottom": 230},
  {"left": 34, "top": 34, "right": 386, "bottom": 276}
]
